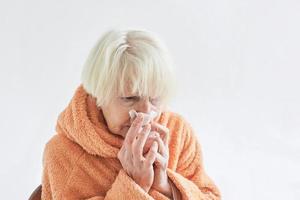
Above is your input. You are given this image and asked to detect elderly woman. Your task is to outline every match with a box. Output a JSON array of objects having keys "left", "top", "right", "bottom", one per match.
[{"left": 41, "top": 29, "right": 221, "bottom": 200}]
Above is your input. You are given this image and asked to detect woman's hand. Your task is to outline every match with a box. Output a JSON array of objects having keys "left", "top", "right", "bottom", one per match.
[
  {"left": 117, "top": 113, "right": 159, "bottom": 193},
  {"left": 150, "top": 122, "right": 173, "bottom": 198}
]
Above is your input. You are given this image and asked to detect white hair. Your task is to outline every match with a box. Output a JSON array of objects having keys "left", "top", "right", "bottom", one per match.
[{"left": 81, "top": 29, "right": 177, "bottom": 108}]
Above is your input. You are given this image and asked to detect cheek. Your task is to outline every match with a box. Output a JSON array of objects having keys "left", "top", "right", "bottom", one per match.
[
  {"left": 102, "top": 100, "right": 131, "bottom": 136},
  {"left": 110, "top": 112, "right": 130, "bottom": 132}
]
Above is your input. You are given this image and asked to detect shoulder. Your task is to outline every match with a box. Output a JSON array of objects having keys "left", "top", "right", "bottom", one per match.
[
  {"left": 161, "top": 111, "right": 196, "bottom": 143},
  {"left": 42, "top": 134, "right": 85, "bottom": 168},
  {"left": 161, "top": 111, "right": 193, "bottom": 132},
  {"left": 41, "top": 135, "right": 87, "bottom": 199}
]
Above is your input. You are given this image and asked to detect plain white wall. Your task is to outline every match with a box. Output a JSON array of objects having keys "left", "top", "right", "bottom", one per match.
[{"left": 1, "top": 0, "right": 299, "bottom": 199}]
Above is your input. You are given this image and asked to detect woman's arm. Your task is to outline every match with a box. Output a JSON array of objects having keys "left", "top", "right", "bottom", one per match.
[{"left": 165, "top": 122, "right": 221, "bottom": 200}]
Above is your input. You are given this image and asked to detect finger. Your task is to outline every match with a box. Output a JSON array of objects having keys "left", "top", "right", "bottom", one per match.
[
  {"left": 145, "top": 141, "right": 158, "bottom": 166},
  {"left": 153, "top": 136, "right": 168, "bottom": 158},
  {"left": 154, "top": 152, "right": 167, "bottom": 168},
  {"left": 132, "top": 124, "right": 151, "bottom": 161},
  {"left": 125, "top": 113, "right": 144, "bottom": 144},
  {"left": 151, "top": 122, "right": 169, "bottom": 145}
]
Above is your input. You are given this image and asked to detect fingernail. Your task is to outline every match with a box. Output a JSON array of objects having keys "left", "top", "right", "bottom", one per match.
[{"left": 138, "top": 113, "right": 144, "bottom": 119}]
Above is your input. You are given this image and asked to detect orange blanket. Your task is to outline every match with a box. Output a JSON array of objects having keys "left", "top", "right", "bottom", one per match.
[{"left": 41, "top": 85, "right": 221, "bottom": 199}]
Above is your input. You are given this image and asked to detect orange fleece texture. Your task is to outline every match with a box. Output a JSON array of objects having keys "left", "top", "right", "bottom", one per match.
[{"left": 41, "top": 85, "right": 221, "bottom": 200}]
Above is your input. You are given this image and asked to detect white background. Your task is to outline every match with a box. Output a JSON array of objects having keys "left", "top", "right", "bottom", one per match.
[{"left": 0, "top": 0, "right": 299, "bottom": 199}]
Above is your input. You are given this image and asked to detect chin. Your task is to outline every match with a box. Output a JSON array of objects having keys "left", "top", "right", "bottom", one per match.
[{"left": 118, "top": 126, "right": 130, "bottom": 138}]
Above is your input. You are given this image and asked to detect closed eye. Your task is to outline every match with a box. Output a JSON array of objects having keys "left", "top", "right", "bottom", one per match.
[
  {"left": 120, "top": 96, "right": 161, "bottom": 106},
  {"left": 121, "top": 96, "right": 140, "bottom": 101}
]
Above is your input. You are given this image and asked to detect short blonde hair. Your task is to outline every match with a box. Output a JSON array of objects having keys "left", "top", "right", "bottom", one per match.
[{"left": 81, "top": 29, "right": 177, "bottom": 108}]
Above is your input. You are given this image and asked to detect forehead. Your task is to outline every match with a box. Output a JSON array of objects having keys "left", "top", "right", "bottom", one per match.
[
  {"left": 117, "top": 85, "right": 138, "bottom": 97},
  {"left": 117, "top": 79, "right": 157, "bottom": 97}
]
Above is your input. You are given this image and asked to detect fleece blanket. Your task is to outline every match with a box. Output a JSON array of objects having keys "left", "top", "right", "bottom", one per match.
[{"left": 41, "top": 84, "right": 221, "bottom": 200}]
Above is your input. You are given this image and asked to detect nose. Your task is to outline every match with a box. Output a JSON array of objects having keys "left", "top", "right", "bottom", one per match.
[{"left": 136, "top": 97, "right": 152, "bottom": 114}]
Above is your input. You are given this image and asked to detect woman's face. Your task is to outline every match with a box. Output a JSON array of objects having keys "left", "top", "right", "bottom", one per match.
[{"left": 101, "top": 91, "right": 163, "bottom": 138}]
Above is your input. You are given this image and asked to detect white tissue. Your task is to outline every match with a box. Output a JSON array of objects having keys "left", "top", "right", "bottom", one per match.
[{"left": 129, "top": 109, "right": 158, "bottom": 126}]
